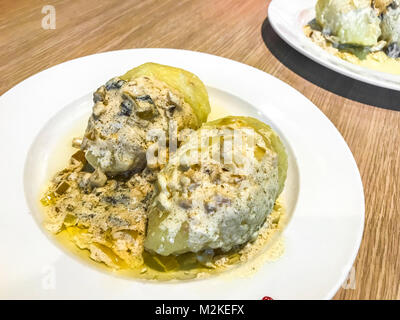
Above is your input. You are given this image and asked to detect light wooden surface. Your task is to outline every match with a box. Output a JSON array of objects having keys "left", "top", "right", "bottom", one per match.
[{"left": 1, "top": 0, "right": 399, "bottom": 300}]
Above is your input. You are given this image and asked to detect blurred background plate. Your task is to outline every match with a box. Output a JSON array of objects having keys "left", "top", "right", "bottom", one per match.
[{"left": 269, "top": 0, "right": 400, "bottom": 91}]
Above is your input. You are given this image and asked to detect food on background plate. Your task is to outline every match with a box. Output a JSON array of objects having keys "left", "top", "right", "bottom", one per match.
[
  {"left": 315, "top": 0, "right": 381, "bottom": 46},
  {"left": 305, "top": 0, "right": 400, "bottom": 74},
  {"left": 381, "top": 3, "right": 400, "bottom": 51},
  {"left": 145, "top": 117, "right": 287, "bottom": 256},
  {"left": 40, "top": 63, "right": 288, "bottom": 280}
]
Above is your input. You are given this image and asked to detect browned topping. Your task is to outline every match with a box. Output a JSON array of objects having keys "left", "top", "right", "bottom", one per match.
[{"left": 42, "top": 148, "right": 156, "bottom": 269}]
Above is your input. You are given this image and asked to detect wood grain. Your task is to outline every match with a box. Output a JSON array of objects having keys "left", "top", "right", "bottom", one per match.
[{"left": 0, "top": 0, "right": 399, "bottom": 299}]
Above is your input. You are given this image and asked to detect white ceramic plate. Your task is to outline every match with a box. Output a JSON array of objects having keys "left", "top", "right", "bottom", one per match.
[
  {"left": 269, "top": 0, "right": 400, "bottom": 91},
  {"left": 0, "top": 48, "right": 364, "bottom": 299}
]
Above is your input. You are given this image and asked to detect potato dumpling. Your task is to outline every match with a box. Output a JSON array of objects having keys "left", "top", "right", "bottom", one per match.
[
  {"left": 82, "top": 63, "right": 211, "bottom": 175},
  {"left": 316, "top": 0, "right": 381, "bottom": 46},
  {"left": 203, "top": 116, "right": 288, "bottom": 195},
  {"left": 120, "top": 62, "right": 211, "bottom": 124},
  {"left": 144, "top": 116, "right": 287, "bottom": 256}
]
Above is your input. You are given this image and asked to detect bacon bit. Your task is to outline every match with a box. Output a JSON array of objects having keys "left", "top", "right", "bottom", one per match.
[
  {"left": 71, "top": 150, "right": 87, "bottom": 163},
  {"left": 55, "top": 181, "right": 70, "bottom": 195}
]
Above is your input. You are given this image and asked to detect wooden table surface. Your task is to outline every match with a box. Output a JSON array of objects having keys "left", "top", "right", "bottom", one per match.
[{"left": 1, "top": 0, "right": 399, "bottom": 300}]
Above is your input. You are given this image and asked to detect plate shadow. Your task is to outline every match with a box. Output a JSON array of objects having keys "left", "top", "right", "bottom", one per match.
[{"left": 261, "top": 17, "right": 400, "bottom": 111}]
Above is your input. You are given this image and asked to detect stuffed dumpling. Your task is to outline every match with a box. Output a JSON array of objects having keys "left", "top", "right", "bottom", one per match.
[
  {"left": 82, "top": 63, "right": 211, "bottom": 175},
  {"left": 144, "top": 116, "right": 288, "bottom": 256}
]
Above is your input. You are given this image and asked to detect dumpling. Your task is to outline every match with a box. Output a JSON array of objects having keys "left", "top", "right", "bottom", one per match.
[
  {"left": 144, "top": 116, "right": 288, "bottom": 256},
  {"left": 316, "top": 0, "right": 381, "bottom": 46},
  {"left": 120, "top": 63, "right": 210, "bottom": 124},
  {"left": 82, "top": 63, "right": 211, "bottom": 175}
]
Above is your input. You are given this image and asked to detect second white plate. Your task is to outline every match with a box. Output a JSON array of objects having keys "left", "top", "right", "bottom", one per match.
[
  {"left": 0, "top": 48, "right": 364, "bottom": 299},
  {"left": 269, "top": 0, "right": 400, "bottom": 91}
]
